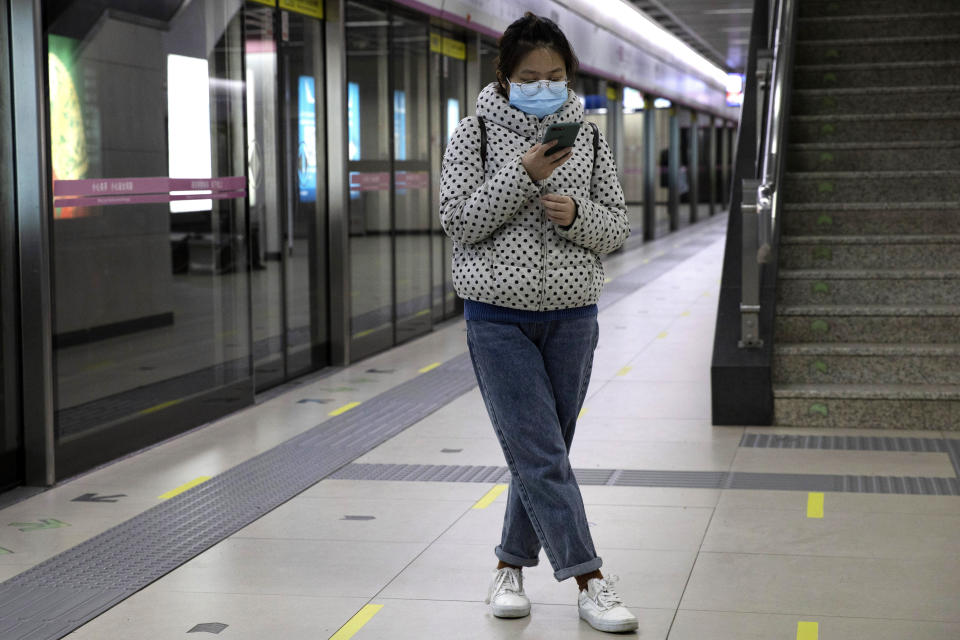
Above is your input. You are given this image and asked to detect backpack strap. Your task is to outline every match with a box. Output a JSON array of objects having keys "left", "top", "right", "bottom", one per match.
[
  {"left": 589, "top": 121, "right": 599, "bottom": 166},
  {"left": 476, "top": 115, "right": 487, "bottom": 174}
]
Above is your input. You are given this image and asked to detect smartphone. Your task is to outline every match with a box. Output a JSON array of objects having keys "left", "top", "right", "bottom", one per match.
[{"left": 541, "top": 122, "right": 582, "bottom": 156}]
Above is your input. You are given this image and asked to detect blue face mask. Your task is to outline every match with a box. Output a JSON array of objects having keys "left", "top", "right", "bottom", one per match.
[{"left": 508, "top": 80, "right": 568, "bottom": 119}]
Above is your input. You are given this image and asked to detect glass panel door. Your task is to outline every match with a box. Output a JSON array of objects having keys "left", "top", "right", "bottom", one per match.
[
  {"left": 346, "top": 0, "right": 392, "bottom": 360},
  {"left": 45, "top": 0, "right": 251, "bottom": 477},
  {"left": 392, "top": 14, "right": 431, "bottom": 344},
  {"left": 245, "top": 3, "right": 329, "bottom": 391}
]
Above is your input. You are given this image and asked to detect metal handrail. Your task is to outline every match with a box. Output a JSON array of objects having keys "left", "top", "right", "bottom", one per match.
[{"left": 739, "top": 0, "right": 798, "bottom": 348}]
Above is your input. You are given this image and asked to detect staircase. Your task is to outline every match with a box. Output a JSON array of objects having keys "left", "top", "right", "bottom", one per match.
[{"left": 772, "top": 0, "right": 960, "bottom": 429}]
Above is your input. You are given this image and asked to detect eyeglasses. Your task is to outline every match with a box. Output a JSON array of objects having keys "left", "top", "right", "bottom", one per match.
[{"left": 510, "top": 80, "right": 568, "bottom": 97}]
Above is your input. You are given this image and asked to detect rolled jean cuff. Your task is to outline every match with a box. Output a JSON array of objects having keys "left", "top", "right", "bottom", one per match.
[
  {"left": 553, "top": 556, "right": 603, "bottom": 582},
  {"left": 495, "top": 545, "right": 540, "bottom": 568}
]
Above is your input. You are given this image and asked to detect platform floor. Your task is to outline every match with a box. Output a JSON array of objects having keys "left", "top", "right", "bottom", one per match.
[{"left": 2, "top": 213, "right": 959, "bottom": 639}]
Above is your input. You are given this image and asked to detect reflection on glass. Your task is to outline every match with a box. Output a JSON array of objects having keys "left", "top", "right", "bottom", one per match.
[
  {"left": 45, "top": 0, "right": 250, "bottom": 458},
  {"left": 347, "top": 1, "right": 392, "bottom": 359}
]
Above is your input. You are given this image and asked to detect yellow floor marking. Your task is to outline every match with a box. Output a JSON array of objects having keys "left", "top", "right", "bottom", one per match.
[
  {"left": 578, "top": 407, "right": 588, "bottom": 420},
  {"left": 616, "top": 366, "right": 632, "bottom": 377},
  {"left": 642, "top": 258, "right": 651, "bottom": 264},
  {"left": 330, "top": 604, "right": 384, "bottom": 640},
  {"left": 681, "top": 311, "right": 691, "bottom": 317},
  {"left": 415, "top": 308, "right": 431, "bottom": 317},
  {"left": 604, "top": 277, "right": 612, "bottom": 283},
  {"left": 330, "top": 402, "right": 361, "bottom": 416},
  {"left": 139, "top": 398, "right": 184, "bottom": 415},
  {"left": 807, "top": 492, "right": 824, "bottom": 518},
  {"left": 657, "top": 331, "right": 669, "bottom": 339},
  {"left": 352, "top": 328, "right": 377, "bottom": 339},
  {"left": 158, "top": 476, "right": 211, "bottom": 500},
  {"left": 418, "top": 362, "right": 441, "bottom": 373},
  {"left": 797, "top": 621, "right": 819, "bottom": 640},
  {"left": 473, "top": 484, "right": 508, "bottom": 509}
]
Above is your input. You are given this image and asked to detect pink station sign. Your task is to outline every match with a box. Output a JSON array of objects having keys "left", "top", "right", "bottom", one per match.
[{"left": 53, "top": 176, "right": 247, "bottom": 209}]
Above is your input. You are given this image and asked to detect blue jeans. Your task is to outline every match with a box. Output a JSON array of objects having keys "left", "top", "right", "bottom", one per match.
[{"left": 466, "top": 316, "right": 602, "bottom": 582}]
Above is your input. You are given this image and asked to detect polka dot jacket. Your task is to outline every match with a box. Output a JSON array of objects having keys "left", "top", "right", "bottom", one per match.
[{"left": 440, "top": 83, "right": 630, "bottom": 311}]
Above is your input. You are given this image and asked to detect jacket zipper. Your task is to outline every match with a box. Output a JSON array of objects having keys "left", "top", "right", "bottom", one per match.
[{"left": 536, "top": 122, "right": 549, "bottom": 310}]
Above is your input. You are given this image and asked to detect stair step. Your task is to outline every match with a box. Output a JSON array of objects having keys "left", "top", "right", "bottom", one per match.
[
  {"left": 773, "top": 384, "right": 960, "bottom": 429},
  {"left": 792, "top": 86, "right": 960, "bottom": 116},
  {"left": 777, "top": 270, "right": 960, "bottom": 306},
  {"left": 798, "top": 12, "right": 960, "bottom": 40},
  {"left": 788, "top": 141, "right": 960, "bottom": 172},
  {"left": 789, "top": 112, "right": 960, "bottom": 143},
  {"left": 801, "top": 0, "right": 960, "bottom": 19},
  {"left": 775, "top": 305, "right": 960, "bottom": 343},
  {"left": 794, "top": 60, "right": 960, "bottom": 89},
  {"left": 783, "top": 170, "right": 960, "bottom": 204},
  {"left": 779, "top": 233, "right": 960, "bottom": 270},
  {"left": 774, "top": 343, "right": 960, "bottom": 385},
  {"left": 796, "top": 35, "right": 960, "bottom": 65}
]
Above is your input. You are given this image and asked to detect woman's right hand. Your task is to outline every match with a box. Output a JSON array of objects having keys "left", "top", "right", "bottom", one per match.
[{"left": 521, "top": 139, "right": 574, "bottom": 182}]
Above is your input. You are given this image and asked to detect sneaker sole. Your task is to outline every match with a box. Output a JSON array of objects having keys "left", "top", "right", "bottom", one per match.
[
  {"left": 492, "top": 604, "right": 531, "bottom": 618},
  {"left": 579, "top": 611, "right": 639, "bottom": 633}
]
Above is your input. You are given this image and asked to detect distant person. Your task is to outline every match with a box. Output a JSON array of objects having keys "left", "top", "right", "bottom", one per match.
[{"left": 439, "top": 12, "right": 636, "bottom": 634}]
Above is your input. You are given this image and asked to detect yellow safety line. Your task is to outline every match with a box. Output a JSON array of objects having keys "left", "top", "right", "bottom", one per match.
[
  {"left": 352, "top": 328, "right": 377, "bottom": 339},
  {"left": 615, "top": 366, "right": 632, "bottom": 377},
  {"left": 415, "top": 308, "right": 431, "bottom": 317},
  {"left": 797, "top": 621, "right": 819, "bottom": 640},
  {"left": 578, "top": 407, "right": 588, "bottom": 420},
  {"left": 418, "top": 362, "right": 441, "bottom": 373},
  {"left": 604, "top": 277, "right": 612, "bottom": 284},
  {"left": 681, "top": 310, "right": 691, "bottom": 317},
  {"left": 657, "top": 331, "right": 669, "bottom": 339},
  {"left": 807, "top": 492, "right": 824, "bottom": 519},
  {"left": 330, "top": 604, "right": 384, "bottom": 640},
  {"left": 473, "top": 484, "right": 508, "bottom": 509},
  {"left": 330, "top": 402, "right": 361, "bottom": 416},
  {"left": 158, "top": 476, "right": 211, "bottom": 500},
  {"left": 139, "top": 398, "right": 184, "bottom": 415}
]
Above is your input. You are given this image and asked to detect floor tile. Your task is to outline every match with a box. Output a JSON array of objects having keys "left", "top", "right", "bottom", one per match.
[
  {"left": 569, "top": 439, "right": 737, "bottom": 472},
  {"left": 583, "top": 381, "right": 712, "bottom": 420},
  {"left": 66, "top": 590, "right": 369, "bottom": 640},
  {"left": 731, "top": 448, "right": 957, "bottom": 477},
  {"left": 353, "top": 434, "right": 506, "bottom": 466},
  {"left": 233, "top": 495, "right": 474, "bottom": 544},
  {"left": 152, "top": 537, "right": 428, "bottom": 599},
  {"left": 702, "top": 505, "right": 960, "bottom": 559},
  {"left": 578, "top": 486, "right": 720, "bottom": 508},
  {"left": 303, "top": 479, "right": 497, "bottom": 503},
  {"left": 669, "top": 610, "right": 960, "bottom": 640},
  {"left": 572, "top": 417, "right": 742, "bottom": 444},
  {"left": 358, "top": 598, "right": 674, "bottom": 639},
  {"left": 681, "top": 552, "right": 960, "bottom": 622}
]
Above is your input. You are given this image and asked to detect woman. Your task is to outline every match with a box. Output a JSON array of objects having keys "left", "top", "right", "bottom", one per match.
[{"left": 440, "top": 12, "right": 637, "bottom": 634}]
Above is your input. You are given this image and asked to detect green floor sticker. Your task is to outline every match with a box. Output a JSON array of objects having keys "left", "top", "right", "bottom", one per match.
[
  {"left": 812, "top": 360, "right": 829, "bottom": 374},
  {"left": 811, "top": 319, "right": 830, "bottom": 334},
  {"left": 809, "top": 403, "right": 829, "bottom": 417},
  {"left": 0, "top": 547, "right": 12, "bottom": 555},
  {"left": 821, "top": 96, "right": 838, "bottom": 110},
  {"left": 816, "top": 213, "right": 833, "bottom": 227},
  {"left": 823, "top": 72, "right": 838, "bottom": 84},
  {"left": 817, "top": 181, "right": 835, "bottom": 194},
  {"left": 10, "top": 519, "right": 70, "bottom": 532},
  {"left": 812, "top": 282, "right": 831, "bottom": 294}
]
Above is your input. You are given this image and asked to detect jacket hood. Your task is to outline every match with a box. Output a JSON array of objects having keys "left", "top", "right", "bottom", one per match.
[{"left": 475, "top": 82, "right": 584, "bottom": 139}]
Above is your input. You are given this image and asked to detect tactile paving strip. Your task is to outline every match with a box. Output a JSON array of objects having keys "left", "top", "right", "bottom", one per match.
[
  {"left": 740, "top": 432, "right": 949, "bottom": 452},
  {"left": 330, "top": 462, "right": 960, "bottom": 496}
]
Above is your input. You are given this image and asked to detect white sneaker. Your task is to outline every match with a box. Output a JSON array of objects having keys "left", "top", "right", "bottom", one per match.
[
  {"left": 578, "top": 576, "right": 639, "bottom": 633},
  {"left": 485, "top": 567, "right": 530, "bottom": 618}
]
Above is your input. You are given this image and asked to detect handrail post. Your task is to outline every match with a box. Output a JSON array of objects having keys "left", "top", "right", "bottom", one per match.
[{"left": 740, "top": 179, "right": 763, "bottom": 348}]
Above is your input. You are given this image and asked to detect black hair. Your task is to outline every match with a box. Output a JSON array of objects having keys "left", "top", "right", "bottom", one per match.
[{"left": 495, "top": 12, "right": 579, "bottom": 98}]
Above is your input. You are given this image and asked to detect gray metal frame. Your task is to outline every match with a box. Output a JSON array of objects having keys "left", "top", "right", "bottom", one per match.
[
  {"left": 688, "top": 110, "right": 699, "bottom": 225},
  {"left": 668, "top": 107, "right": 680, "bottom": 232},
  {"left": 10, "top": 0, "right": 54, "bottom": 486},
  {"left": 1, "top": 0, "right": 23, "bottom": 489},
  {"left": 642, "top": 96, "right": 657, "bottom": 241},
  {"left": 326, "top": 0, "right": 351, "bottom": 366}
]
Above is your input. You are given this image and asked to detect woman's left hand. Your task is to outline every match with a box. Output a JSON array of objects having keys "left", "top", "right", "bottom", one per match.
[{"left": 541, "top": 193, "right": 576, "bottom": 227}]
